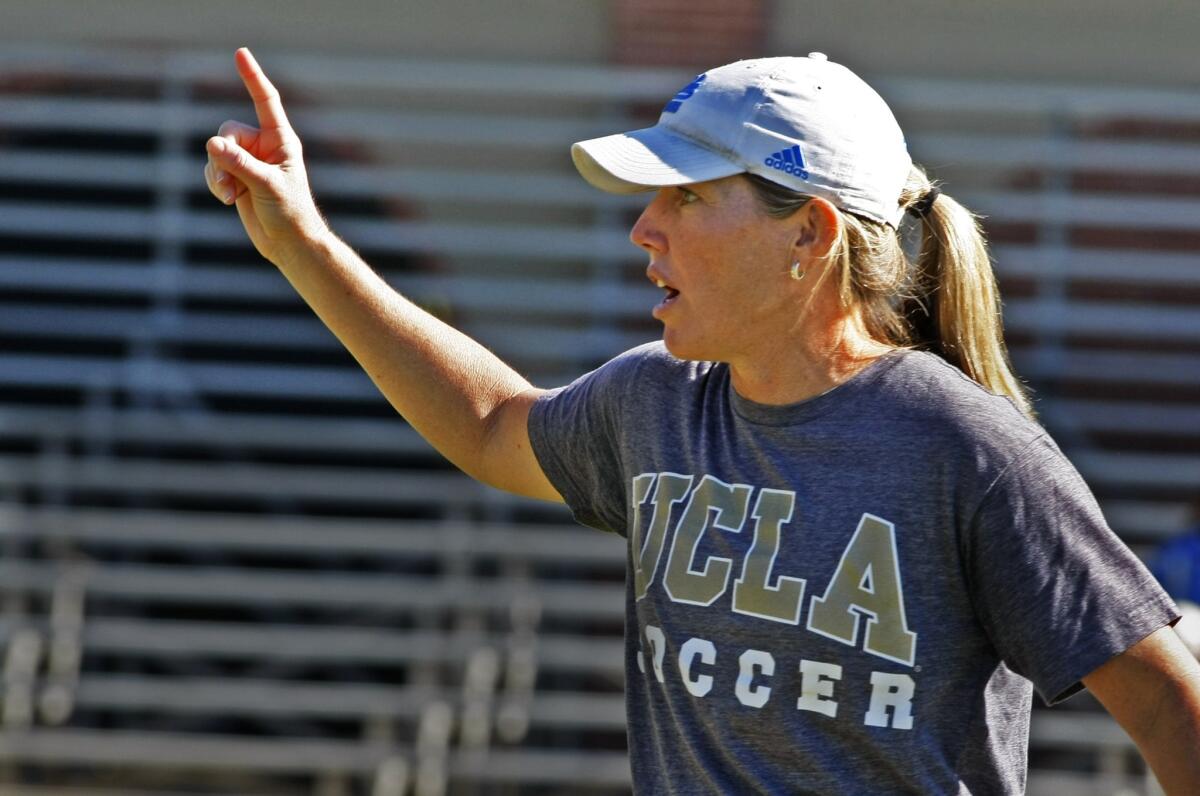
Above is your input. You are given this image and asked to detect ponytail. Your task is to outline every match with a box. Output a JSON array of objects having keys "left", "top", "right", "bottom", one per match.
[
  {"left": 744, "top": 168, "right": 1034, "bottom": 420},
  {"left": 900, "top": 169, "right": 1034, "bottom": 419}
]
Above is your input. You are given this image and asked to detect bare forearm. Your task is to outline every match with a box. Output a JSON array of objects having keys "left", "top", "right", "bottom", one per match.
[
  {"left": 275, "top": 229, "right": 535, "bottom": 483},
  {"left": 203, "top": 49, "right": 554, "bottom": 496},
  {"left": 1085, "top": 627, "right": 1200, "bottom": 796},
  {"left": 1135, "top": 667, "right": 1200, "bottom": 795}
]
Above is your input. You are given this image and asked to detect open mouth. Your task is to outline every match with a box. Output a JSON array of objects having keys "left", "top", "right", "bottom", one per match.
[
  {"left": 653, "top": 277, "right": 680, "bottom": 305},
  {"left": 647, "top": 269, "right": 680, "bottom": 318}
]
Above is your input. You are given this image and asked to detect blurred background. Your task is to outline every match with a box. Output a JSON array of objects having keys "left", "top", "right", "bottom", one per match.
[{"left": 2, "top": 1, "right": 1199, "bottom": 794}]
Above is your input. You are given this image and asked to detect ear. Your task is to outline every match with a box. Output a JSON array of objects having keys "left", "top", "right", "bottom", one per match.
[{"left": 793, "top": 197, "right": 841, "bottom": 261}]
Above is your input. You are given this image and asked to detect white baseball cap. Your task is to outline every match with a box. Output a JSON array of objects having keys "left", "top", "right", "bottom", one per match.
[{"left": 571, "top": 53, "right": 913, "bottom": 228}]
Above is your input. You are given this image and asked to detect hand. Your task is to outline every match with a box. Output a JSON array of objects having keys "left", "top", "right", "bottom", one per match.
[{"left": 204, "top": 48, "right": 329, "bottom": 265}]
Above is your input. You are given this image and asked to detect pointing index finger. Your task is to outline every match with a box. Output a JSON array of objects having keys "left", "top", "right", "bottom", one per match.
[{"left": 235, "top": 47, "right": 291, "bottom": 133}]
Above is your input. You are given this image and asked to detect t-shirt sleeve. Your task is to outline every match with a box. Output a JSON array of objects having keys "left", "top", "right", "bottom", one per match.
[
  {"left": 527, "top": 346, "right": 651, "bottom": 535},
  {"left": 965, "top": 435, "right": 1181, "bottom": 706}
]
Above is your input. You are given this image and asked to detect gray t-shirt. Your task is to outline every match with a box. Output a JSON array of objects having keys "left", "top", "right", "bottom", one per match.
[{"left": 528, "top": 342, "right": 1179, "bottom": 795}]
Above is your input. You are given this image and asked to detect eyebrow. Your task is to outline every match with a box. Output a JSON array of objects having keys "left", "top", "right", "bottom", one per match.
[{"left": 681, "top": 182, "right": 716, "bottom": 199}]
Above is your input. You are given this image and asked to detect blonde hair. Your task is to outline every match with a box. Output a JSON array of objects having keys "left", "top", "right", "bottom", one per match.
[{"left": 745, "top": 168, "right": 1034, "bottom": 419}]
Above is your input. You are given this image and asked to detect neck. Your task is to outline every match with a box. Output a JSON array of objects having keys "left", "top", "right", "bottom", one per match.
[{"left": 728, "top": 312, "right": 892, "bottom": 406}]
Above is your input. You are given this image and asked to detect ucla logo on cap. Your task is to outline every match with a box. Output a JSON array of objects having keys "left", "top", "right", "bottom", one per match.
[
  {"left": 764, "top": 145, "right": 810, "bottom": 180},
  {"left": 663, "top": 74, "right": 706, "bottom": 113}
]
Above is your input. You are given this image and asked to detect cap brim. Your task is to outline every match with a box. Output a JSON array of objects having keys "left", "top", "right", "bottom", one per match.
[{"left": 571, "top": 125, "right": 744, "bottom": 194}]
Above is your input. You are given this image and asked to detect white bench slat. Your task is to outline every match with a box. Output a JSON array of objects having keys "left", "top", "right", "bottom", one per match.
[
  {"left": 4, "top": 194, "right": 1199, "bottom": 257},
  {"left": 964, "top": 189, "right": 1200, "bottom": 231},
  {"left": 881, "top": 77, "right": 1200, "bottom": 120},
  {"left": 75, "top": 675, "right": 440, "bottom": 719},
  {"left": 0, "top": 406, "right": 429, "bottom": 453},
  {"left": 0, "top": 257, "right": 290, "bottom": 300},
  {"left": 0, "top": 453, "right": 489, "bottom": 505},
  {"left": 1098, "top": 499, "right": 1192, "bottom": 540},
  {"left": 1074, "top": 450, "right": 1200, "bottom": 490},
  {"left": 0, "top": 787, "right": 214, "bottom": 796},
  {"left": 0, "top": 256, "right": 657, "bottom": 317},
  {"left": 1026, "top": 771, "right": 1147, "bottom": 796},
  {"left": 2, "top": 505, "right": 620, "bottom": 564},
  {"left": 0, "top": 202, "right": 637, "bottom": 260},
  {"left": 14, "top": 267, "right": 1200, "bottom": 338},
  {"left": 70, "top": 673, "right": 627, "bottom": 729},
  {"left": 0, "top": 562, "right": 627, "bottom": 621},
  {"left": 76, "top": 617, "right": 625, "bottom": 675},
  {"left": 0, "top": 354, "right": 580, "bottom": 400},
  {"left": 0, "top": 96, "right": 620, "bottom": 151},
  {"left": 8, "top": 42, "right": 1200, "bottom": 118},
  {"left": 0, "top": 307, "right": 650, "bottom": 366},
  {"left": 1029, "top": 712, "right": 1135, "bottom": 751},
  {"left": 9, "top": 42, "right": 1200, "bottom": 121},
  {"left": 1005, "top": 299, "right": 1200, "bottom": 342},
  {"left": 917, "top": 133, "right": 1200, "bottom": 175},
  {"left": 0, "top": 151, "right": 642, "bottom": 210},
  {"left": 993, "top": 245, "right": 1200, "bottom": 287},
  {"left": 1012, "top": 349, "right": 1200, "bottom": 387},
  {"left": 0, "top": 43, "right": 679, "bottom": 100},
  {"left": 0, "top": 354, "right": 385, "bottom": 399},
  {"left": 12, "top": 139, "right": 1200, "bottom": 202},
  {"left": 1042, "top": 399, "right": 1200, "bottom": 434},
  {"left": 0, "top": 727, "right": 384, "bottom": 774},
  {"left": 0, "top": 727, "right": 633, "bottom": 785},
  {"left": 6, "top": 253, "right": 1200, "bottom": 336}
]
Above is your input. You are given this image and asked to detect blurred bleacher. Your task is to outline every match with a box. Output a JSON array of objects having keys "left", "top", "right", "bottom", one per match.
[{"left": 0, "top": 45, "right": 1198, "bottom": 795}]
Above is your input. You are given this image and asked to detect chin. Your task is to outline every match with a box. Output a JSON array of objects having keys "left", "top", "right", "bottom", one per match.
[{"left": 661, "top": 328, "right": 719, "bottom": 363}]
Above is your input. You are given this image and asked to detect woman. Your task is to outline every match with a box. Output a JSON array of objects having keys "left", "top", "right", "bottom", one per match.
[{"left": 205, "top": 48, "right": 1200, "bottom": 794}]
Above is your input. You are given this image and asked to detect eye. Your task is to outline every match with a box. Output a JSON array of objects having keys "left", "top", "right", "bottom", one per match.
[{"left": 677, "top": 187, "right": 700, "bottom": 205}]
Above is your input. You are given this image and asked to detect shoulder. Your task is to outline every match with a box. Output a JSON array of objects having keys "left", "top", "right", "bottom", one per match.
[
  {"left": 614, "top": 340, "right": 709, "bottom": 374},
  {"left": 877, "top": 349, "right": 1036, "bottom": 431},
  {"left": 575, "top": 340, "right": 717, "bottom": 391},
  {"left": 871, "top": 349, "right": 1048, "bottom": 466},
  {"left": 605, "top": 340, "right": 679, "bottom": 372},
  {"left": 538, "top": 341, "right": 718, "bottom": 418}
]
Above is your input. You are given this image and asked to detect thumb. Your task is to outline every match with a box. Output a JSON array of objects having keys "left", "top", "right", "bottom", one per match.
[{"left": 206, "top": 136, "right": 275, "bottom": 192}]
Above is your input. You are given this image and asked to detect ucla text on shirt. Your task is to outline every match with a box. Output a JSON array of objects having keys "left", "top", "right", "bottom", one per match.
[{"left": 631, "top": 472, "right": 918, "bottom": 730}]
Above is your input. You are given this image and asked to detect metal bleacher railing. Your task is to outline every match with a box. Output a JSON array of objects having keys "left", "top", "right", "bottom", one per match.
[{"left": 1, "top": 44, "right": 1198, "bottom": 795}]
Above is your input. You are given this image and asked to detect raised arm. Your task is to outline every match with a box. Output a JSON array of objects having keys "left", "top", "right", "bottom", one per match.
[
  {"left": 203, "top": 48, "right": 562, "bottom": 503},
  {"left": 1082, "top": 624, "right": 1200, "bottom": 794}
]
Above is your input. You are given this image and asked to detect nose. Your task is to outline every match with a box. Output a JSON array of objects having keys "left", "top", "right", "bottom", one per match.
[{"left": 630, "top": 190, "right": 667, "bottom": 254}]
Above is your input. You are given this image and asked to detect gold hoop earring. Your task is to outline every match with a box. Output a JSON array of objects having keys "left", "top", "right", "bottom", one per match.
[{"left": 790, "top": 261, "right": 805, "bottom": 281}]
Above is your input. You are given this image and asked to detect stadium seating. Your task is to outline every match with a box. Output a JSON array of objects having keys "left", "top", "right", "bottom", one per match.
[{"left": 2, "top": 44, "right": 1197, "bottom": 794}]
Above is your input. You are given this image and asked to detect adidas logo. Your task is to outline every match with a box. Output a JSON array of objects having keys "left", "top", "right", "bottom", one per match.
[
  {"left": 663, "top": 74, "right": 706, "bottom": 113},
  {"left": 764, "top": 145, "right": 810, "bottom": 180}
]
